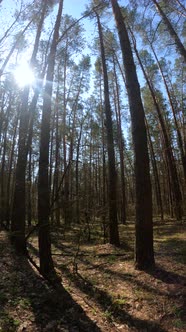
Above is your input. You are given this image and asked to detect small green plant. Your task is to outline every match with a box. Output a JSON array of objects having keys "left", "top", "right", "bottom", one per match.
[
  {"left": 0, "top": 312, "right": 20, "bottom": 332},
  {"left": 114, "top": 298, "right": 127, "bottom": 306},
  {"left": 107, "top": 255, "right": 117, "bottom": 263},
  {"left": 19, "top": 298, "right": 31, "bottom": 309},
  {"left": 91, "top": 308, "right": 97, "bottom": 315},
  {"left": 104, "top": 309, "right": 113, "bottom": 321},
  {"left": 174, "top": 319, "right": 185, "bottom": 328},
  {"left": 171, "top": 305, "right": 184, "bottom": 318}
]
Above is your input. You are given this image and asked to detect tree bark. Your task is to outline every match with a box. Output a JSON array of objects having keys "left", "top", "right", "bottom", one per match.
[
  {"left": 11, "top": 0, "right": 48, "bottom": 254},
  {"left": 111, "top": 0, "right": 154, "bottom": 269},
  {"left": 38, "top": 0, "right": 63, "bottom": 277},
  {"left": 113, "top": 55, "right": 126, "bottom": 224},
  {"left": 95, "top": 10, "right": 120, "bottom": 246},
  {"left": 150, "top": 43, "right": 186, "bottom": 183},
  {"left": 145, "top": 118, "right": 164, "bottom": 220},
  {"left": 132, "top": 37, "right": 182, "bottom": 220}
]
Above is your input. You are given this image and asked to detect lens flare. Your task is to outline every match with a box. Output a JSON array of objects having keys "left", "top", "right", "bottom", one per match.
[{"left": 13, "top": 63, "right": 35, "bottom": 87}]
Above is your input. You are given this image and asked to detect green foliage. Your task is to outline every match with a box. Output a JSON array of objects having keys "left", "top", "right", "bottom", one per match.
[
  {"left": 113, "top": 297, "right": 127, "bottom": 306},
  {"left": 0, "top": 312, "right": 20, "bottom": 332},
  {"left": 107, "top": 254, "right": 117, "bottom": 263},
  {"left": 103, "top": 309, "right": 113, "bottom": 320}
]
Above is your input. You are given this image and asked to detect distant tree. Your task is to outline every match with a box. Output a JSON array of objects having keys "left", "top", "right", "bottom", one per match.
[
  {"left": 55, "top": 15, "right": 86, "bottom": 225},
  {"left": 133, "top": 46, "right": 183, "bottom": 220},
  {"left": 94, "top": 6, "right": 120, "bottom": 246},
  {"left": 145, "top": 116, "right": 164, "bottom": 220},
  {"left": 112, "top": 54, "right": 126, "bottom": 224}
]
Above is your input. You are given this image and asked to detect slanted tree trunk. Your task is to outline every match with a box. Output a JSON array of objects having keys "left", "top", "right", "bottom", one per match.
[
  {"left": 150, "top": 43, "right": 186, "bottom": 182},
  {"left": 111, "top": 0, "right": 154, "bottom": 269},
  {"left": 38, "top": 0, "right": 63, "bottom": 277},
  {"left": 132, "top": 36, "right": 182, "bottom": 220},
  {"left": 0, "top": 19, "right": 34, "bottom": 76},
  {"left": 95, "top": 10, "right": 120, "bottom": 246},
  {"left": 152, "top": 0, "right": 186, "bottom": 62}
]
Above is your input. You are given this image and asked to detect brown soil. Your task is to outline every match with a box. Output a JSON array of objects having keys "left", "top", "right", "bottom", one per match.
[{"left": 0, "top": 222, "right": 185, "bottom": 331}]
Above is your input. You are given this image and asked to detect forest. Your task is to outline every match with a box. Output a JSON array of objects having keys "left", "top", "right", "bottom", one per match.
[{"left": 0, "top": 0, "right": 185, "bottom": 331}]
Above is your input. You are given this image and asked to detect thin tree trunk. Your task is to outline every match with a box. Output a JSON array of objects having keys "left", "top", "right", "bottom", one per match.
[
  {"left": 113, "top": 56, "right": 126, "bottom": 224},
  {"left": 95, "top": 10, "right": 120, "bottom": 246},
  {"left": 150, "top": 43, "right": 186, "bottom": 182},
  {"left": 0, "top": 18, "right": 34, "bottom": 76},
  {"left": 152, "top": 0, "right": 186, "bottom": 62},
  {"left": 145, "top": 118, "right": 164, "bottom": 220},
  {"left": 6, "top": 111, "right": 19, "bottom": 228},
  {"left": 27, "top": 149, "right": 32, "bottom": 227},
  {"left": 75, "top": 123, "right": 83, "bottom": 224},
  {"left": 132, "top": 36, "right": 182, "bottom": 220},
  {"left": 52, "top": 87, "right": 61, "bottom": 226},
  {"left": 0, "top": 102, "right": 11, "bottom": 226}
]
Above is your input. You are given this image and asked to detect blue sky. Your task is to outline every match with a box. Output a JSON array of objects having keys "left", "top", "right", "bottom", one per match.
[
  {"left": 63, "top": 0, "right": 88, "bottom": 18},
  {"left": 1, "top": 0, "right": 91, "bottom": 22},
  {"left": 0, "top": 0, "right": 96, "bottom": 52},
  {"left": 0, "top": 0, "right": 91, "bottom": 30},
  {"left": 0, "top": 0, "right": 96, "bottom": 61}
]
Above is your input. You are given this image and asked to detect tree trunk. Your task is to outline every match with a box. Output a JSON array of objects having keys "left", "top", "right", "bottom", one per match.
[
  {"left": 11, "top": 86, "right": 30, "bottom": 254},
  {"left": 11, "top": 0, "right": 48, "bottom": 254},
  {"left": 75, "top": 123, "right": 83, "bottom": 224},
  {"left": 111, "top": 0, "right": 154, "bottom": 269},
  {"left": 38, "top": 0, "right": 63, "bottom": 277},
  {"left": 113, "top": 55, "right": 126, "bottom": 224},
  {"left": 0, "top": 19, "right": 34, "bottom": 76},
  {"left": 150, "top": 43, "right": 186, "bottom": 183},
  {"left": 95, "top": 10, "right": 120, "bottom": 246},
  {"left": 152, "top": 0, "right": 186, "bottom": 62},
  {"left": 145, "top": 118, "right": 164, "bottom": 220},
  {"left": 6, "top": 112, "right": 19, "bottom": 228},
  {"left": 132, "top": 37, "right": 182, "bottom": 220},
  {"left": 0, "top": 101, "right": 11, "bottom": 226}
]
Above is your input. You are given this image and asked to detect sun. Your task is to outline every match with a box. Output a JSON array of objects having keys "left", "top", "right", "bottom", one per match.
[{"left": 13, "top": 63, "right": 35, "bottom": 87}]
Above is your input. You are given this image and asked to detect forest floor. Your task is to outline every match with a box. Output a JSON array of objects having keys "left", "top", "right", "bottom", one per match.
[{"left": 0, "top": 221, "right": 185, "bottom": 332}]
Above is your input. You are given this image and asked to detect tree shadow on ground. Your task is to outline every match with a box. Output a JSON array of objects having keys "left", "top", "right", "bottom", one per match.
[
  {"left": 90, "top": 265, "right": 176, "bottom": 297},
  {"left": 147, "top": 265, "right": 186, "bottom": 285},
  {"left": 51, "top": 234, "right": 185, "bottom": 295},
  {"left": 146, "top": 265, "right": 186, "bottom": 324},
  {"left": 0, "top": 232, "right": 101, "bottom": 332},
  {"left": 51, "top": 233, "right": 133, "bottom": 261},
  {"left": 56, "top": 262, "right": 167, "bottom": 332},
  {"left": 51, "top": 227, "right": 133, "bottom": 252},
  {"left": 155, "top": 238, "right": 186, "bottom": 264},
  {"left": 154, "top": 223, "right": 185, "bottom": 237},
  {"left": 0, "top": 236, "right": 22, "bottom": 331}
]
